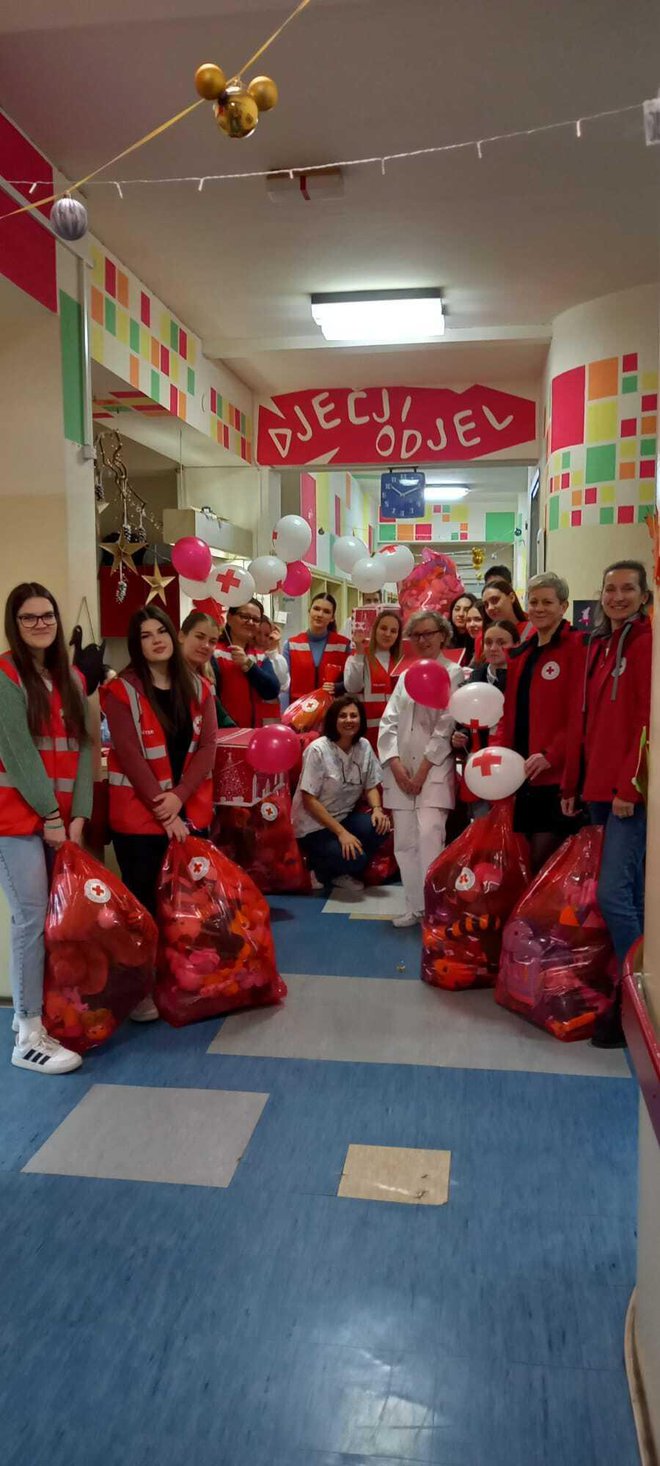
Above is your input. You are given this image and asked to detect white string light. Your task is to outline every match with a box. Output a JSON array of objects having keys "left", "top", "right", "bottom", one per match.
[
  {"left": 114, "top": 181, "right": 123, "bottom": 198},
  {"left": 7, "top": 99, "right": 646, "bottom": 195}
]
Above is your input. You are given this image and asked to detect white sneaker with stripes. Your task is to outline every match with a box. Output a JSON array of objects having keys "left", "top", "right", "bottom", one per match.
[{"left": 12, "top": 1024, "right": 82, "bottom": 1075}]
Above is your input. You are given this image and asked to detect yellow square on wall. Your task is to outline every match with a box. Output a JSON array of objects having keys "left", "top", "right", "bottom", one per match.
[
  {"left": 600, "top": 484, "right": 616, "bottom": 504},
  {"left": 117, "top": 309, "right": 129, "bottom": 346},
  {"left": 641, "top": 372, "right": 659, "bottom": 393},
  {"left": 450, "top": 505, "right": 465, "bottom": 522},
  {"left": 620, "top": 440, "right": 637, "bottom": 461},
  {"left": 640, "top": 481, "right": 656, "bottom": 503},
  {"left": 586, "top": 400, "right": 617, "bottom": 443},
  {"left": 559, "top": 512, "right": 570, "bottom": 529},
  {"left": 572, "top": 470, "right": 584, "bottom": 487}
]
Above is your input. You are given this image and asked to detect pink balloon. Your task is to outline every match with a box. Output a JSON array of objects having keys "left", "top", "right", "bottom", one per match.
[
  {"left": 404, "top": 659, "right": 451, "bottom": 710},
  {"left": 282, "top": 559, "right": 312, "bottom": 596},
  {"left": 171, "top": 537, "right": 213, "bottom": 583},
  {"left": 247, "top": 724, "right": 300, "bottom": 775}
]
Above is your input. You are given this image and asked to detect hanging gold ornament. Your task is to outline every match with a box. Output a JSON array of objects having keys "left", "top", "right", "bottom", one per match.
[
  {"left": 195, "top": 62, "right": 227, "bottom": 100},
  {"left": 472, "top": 547, "right": 486, "bottom": 574},
  {"left": 141, "top": 557, "right": 175, "bottom": 607},
  {"left": 247, "top": 75, "right": 279, "bottom": 112},
  {"left": 214, "top": 85, "right": 260, "bottom": 139},
  {"left": 100, "top": 529, "right": 147, "bottom": 575}
]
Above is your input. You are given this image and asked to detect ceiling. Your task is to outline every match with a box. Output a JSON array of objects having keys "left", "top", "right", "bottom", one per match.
[{"left": 2, "top": 0, "right": 659, "bottom": 397}]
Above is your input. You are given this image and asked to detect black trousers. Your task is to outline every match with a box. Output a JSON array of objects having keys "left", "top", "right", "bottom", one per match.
[{"left": 111, "top": 832, "right": 169, "bottom": 917}]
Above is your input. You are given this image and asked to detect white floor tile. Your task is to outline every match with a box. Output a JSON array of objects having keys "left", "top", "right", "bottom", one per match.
[
  {"left": 209, "top": 975, "right": 631, "bottom": 1079},
  {"left": 323, "top": 884, "right": 407, "bottom": 919},
  {"left": 22, "top": 1083, "right": 268, "bottom": 1188}
]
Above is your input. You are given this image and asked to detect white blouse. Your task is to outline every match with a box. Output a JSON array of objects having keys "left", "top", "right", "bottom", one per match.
[{"left": 292, "top": 736, "right": 383, "bottom": 837}]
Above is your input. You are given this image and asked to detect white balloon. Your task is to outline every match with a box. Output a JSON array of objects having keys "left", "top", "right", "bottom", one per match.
[
  {"left": 351, "top": 556, "right": 388, "bottom": 593},
  {"left": 272, "top": 514, "right": 312, "bottom": 563},
  {"left": 378, "top": 545, "right": 415, "bottom": 582},
  {"left": 464, "top": 746, "right": 526, "bottom": 801},
  {"left": 449, "top": 682, "right": 504, "bottom": 729},
  {"left": 248, "top": 555, "right": 287, "bottom": 593},
  {"left": 334, "top": 535, "right": 368, "bottom": 573},
  {"left": 212, "top": 563, "right": 256, "bottom": 608},
  {"left": 179, "top": 575, "right": 214, "bottom": 598}
]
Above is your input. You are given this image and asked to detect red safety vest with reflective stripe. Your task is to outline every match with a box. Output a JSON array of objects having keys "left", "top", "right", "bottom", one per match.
[
  {"left": 0, "top": 653, "right": 83, "bottom": 836},
  {"left": 106, "top": 674, "right": 212, "bottom": 835},
  {"left": 361, "top": 653, "right": 396, "bottom": 752},
  {"left": 287, "top": 631, "right": 350, "bottom": 701},
  {"left": 213, "top": 644, "right": 279, "bottom": 728}
]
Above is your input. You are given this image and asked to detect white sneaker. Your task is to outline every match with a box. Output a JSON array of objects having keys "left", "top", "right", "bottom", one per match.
[
  {"left": 12, "top": 1025, "right": 82, "bottom": 1075},
  {"left": 333, "top": 875, "right": 365, "bottom": 894},
  {"left": 392, "top": 911, "right": 421, "bottom": 928},
  {"left": 129, "top": 996, "right": 159, "bottom": 1022}
]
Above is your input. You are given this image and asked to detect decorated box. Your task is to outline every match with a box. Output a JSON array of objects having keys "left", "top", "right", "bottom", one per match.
[{"left": 214, "top": 728, "right": 285, "bottom": 808}]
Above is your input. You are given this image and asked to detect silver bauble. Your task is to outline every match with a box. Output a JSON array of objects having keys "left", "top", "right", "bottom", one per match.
[{"left": 50, "top": 197, "right": 89, "bottom": 241}]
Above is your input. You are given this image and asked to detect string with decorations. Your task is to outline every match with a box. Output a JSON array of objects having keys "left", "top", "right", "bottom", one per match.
[{"left": 96, "top": 430, "right": 165, "bottom": 603}]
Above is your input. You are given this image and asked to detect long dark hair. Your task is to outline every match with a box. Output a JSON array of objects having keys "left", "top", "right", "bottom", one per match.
[
  {"left": 448, "top": 592, "right": 480, "bottom": 650},
  {"left": 4, "top": 583, "right": 87, "bottom": 741},
  {"left": 126, "top": 607, "right": 196, "bottom": 732},
  {"left": 311, "top": 593, "right": 337, "bottom": 632},
  {"left": 323, "top": 694, "right": 367, "bottom": 744},
  {"left": 593, "top": 560, "right": 651, "bottom": 635},
  {"left": 483, "top": 577, "right": 526, "bottom": 623}
]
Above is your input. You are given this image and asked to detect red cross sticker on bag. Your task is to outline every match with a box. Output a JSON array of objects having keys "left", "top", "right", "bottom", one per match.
[
  {"left": 188, "top": 856, "right": 210, "bottom": 881},
  {"left": 84, "top": 878, "right": 111, "bottom": 904}
]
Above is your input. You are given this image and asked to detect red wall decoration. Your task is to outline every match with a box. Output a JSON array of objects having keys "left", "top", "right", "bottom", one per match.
[
  {"left": 0, "top": 115, "right": 57, "bottom": 313},
  {"left": 99, "top": 565, "right": 180, "bottom": 638},
  {"left": 257, "top": 385, "right": 537, "bottom": 467}
]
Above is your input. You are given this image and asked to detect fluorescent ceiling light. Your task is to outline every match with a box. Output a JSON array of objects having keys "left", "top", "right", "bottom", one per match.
[
  {"left": 311, "top": 288, "right": 444, "bottom": 343},
  {"left": 424, "top": 484, "right": 469, "bottom": 502}
]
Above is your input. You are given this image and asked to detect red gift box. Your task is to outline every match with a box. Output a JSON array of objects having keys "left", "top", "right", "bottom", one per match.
[{"left": 214, "top": 728, "right": 285, "bottom": 807}]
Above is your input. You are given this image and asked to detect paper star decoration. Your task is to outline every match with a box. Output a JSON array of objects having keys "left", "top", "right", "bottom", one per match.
[
  {"left": 100, "top": 529, "right": 148, "bottom": 574},
  {"left": 142, "top": 558, "right": 175, "bottom": 606}
]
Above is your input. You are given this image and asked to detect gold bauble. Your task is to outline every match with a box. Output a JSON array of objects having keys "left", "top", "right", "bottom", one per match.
[
  {"left": 195, "top": 63, "right": 227, "bottom": 100},
  {"left": 214, "top": 86, "right": 260, "bottom": 139},
  {"left": 247, "top": 75, "right": 279, "bottom": 112}
]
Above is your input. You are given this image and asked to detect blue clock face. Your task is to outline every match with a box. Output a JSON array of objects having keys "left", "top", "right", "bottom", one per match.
[{"left": 380, "top": 473, "right": 425, "bottom": 520}]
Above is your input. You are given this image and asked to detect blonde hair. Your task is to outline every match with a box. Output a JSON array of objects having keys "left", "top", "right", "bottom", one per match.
[{"left": 368, "top": 608, "right": 402, "bottom": 661}]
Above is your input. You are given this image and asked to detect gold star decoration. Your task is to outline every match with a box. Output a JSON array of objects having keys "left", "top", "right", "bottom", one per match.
[
  {"left": 100, "top": 529, "right": 148, "bottom": 574},
  {"left": 141, "top": 557, "right": 175, "bottom": 606}
]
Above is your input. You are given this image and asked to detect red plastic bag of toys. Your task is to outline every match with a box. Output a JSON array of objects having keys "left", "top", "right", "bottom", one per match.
[
  {"left": 422, "top": 801, "right": 530, "bottom": 990},
  {"left": 496, "top": 826, "right": 616, "bottom": 1041},
  {"left": 212, "top": 787, "right": 311, "bottom": 894},
  {"left": 281, "top": 687, "right": 334, "bottom": 733},
  {"left": 44, "top": 842, "right": 157, "bottom": 1053},
  {"left": 155, "top": 835, "right": 287, "bottom": 1026}
]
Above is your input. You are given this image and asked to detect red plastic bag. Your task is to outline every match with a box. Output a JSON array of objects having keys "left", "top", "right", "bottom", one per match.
[
  {"left": 281, "top": 688, "right": 333, "bottom": 733},
  {"left": 155, "top": 835, "right": 286, "bottom": 1026},
  {"left": 212, "top": 787, "right": 311, "bottom": 894},
  {"left": 422, "top": 801, "right": 530, "bottom": 990},
  {"left": 44, "top": 843, "right": 157, "bottom": 1052},
  {"left": 363, "top": 830, "right": 398, "bottom": 887},
  {"left": 496, "top": 827, "right": 615, "bottom": 1041},
  {"left": 398, "top": 550, "right": 465, "bottom": 621}
]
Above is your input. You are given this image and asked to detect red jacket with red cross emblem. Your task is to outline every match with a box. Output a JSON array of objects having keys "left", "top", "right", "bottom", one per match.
[
  {"left": 497, "top": 620, "right": 579, "bottom": 786},
  {"left": 562, "top": 615, "right": 652, "bottom": 805}
]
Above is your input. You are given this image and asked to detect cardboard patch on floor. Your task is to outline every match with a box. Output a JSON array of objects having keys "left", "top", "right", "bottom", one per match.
[{"left": 338, "top": 1143, "right": 451, "bottom": 1205}]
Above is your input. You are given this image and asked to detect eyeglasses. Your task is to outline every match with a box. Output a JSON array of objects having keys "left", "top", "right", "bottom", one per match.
[
  {"left": 409, "top": 629, "right": 441, "bottom": 642},
  {"left": 234, "top": 613, "right": 261, "bottom": 626},
  {"left": 18, "top": 612, "right": 57, "bottom": 629}
]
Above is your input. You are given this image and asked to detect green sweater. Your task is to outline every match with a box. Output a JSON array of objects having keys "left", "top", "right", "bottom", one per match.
[{"left": 0, "top": 674, "right": 93, "bottom": 822}]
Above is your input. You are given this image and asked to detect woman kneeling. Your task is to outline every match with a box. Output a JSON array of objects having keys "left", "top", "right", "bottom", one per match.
[{"left": 292, "top": 695, "right": 390, "bottom": 893}]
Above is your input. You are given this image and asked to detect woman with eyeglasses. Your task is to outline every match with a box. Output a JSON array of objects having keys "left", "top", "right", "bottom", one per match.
[
  {"left": 284, "top": 594, "right": 351, "bottom": 705},
  {"left": 214, "top": 601, "right": 280, "bottom": 727},
  {"left": 292, "top": 695, "right": 390, "bottom": 893},
  {"left": 378, "top": 611, "right": 465, "bottom": 927},
  {"left": 105, "top": 608, "right": 218, "bottom": 1018},
  {"left": 0, "top": 583, "right": 93, "bottom": 1074}
]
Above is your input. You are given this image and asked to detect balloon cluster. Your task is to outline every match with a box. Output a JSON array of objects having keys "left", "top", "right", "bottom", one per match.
[
  {"left": 270, "top": 514, "right": 313, "bottom": 595},
  {"left": 333, "top": 536, "right": 415, "bottom": 592},
  {"left": 195, "top": 64, "right": 279, "bottom": 140}
]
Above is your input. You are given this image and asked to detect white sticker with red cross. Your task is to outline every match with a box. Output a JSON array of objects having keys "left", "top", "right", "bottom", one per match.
[
  {"left": 188, "top": 856, "right": 210, "bottom": 881},
  {"left": 84, "top": 878, "right": 111, "bottom": 905},
  {"left": 193, "top": 715, "right": 202, "bottom": 736},
  {"left": 456, "top": 867, "right": 476, "bottom": 892},
  {"left": 261, "top": 801, "right": 279, "bottom": 823},
  {"left": 541, "top": 661, "right": 560, "bottom": 681}
]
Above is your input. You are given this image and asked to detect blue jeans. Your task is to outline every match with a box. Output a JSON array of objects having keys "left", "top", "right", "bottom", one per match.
[
  {"left": 589, "top": 802, "right": 646, "bottom": 965},
  {"left": 0, "top": 835, "right": 49, "bottom": 1020},
  {"left": 299, "top": 811, "right": 384, "bottom": 887}
]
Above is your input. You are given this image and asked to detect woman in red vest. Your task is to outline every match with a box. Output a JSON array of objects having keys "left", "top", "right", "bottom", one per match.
[
  {"left": 214, "top": 600, "right": 280, "bottom": 727},
  {"left": 0, "top": 583, "right": 92, "bottom": 1074},
  {"left": 344, "top": 609, "right": 402, "bottom": 751},
  {"left": 105, "top": 608, "right": 217, "bottom": 1018},
  {"left": 498, "top": 572, "right": 580, "bottom": 872},
  {"left": 284, "top": 593, "right": 351, "bottom": 704},
  {"left": 562, "top": 560, "right": 652, "bottom": 1046}
]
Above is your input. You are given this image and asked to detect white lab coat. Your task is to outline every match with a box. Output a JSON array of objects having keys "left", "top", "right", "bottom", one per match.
[{"left": 377, "top": 657, "right": 465, "bottom": 811}]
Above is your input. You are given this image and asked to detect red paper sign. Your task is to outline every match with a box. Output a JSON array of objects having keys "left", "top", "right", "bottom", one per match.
[{"left": 257, "top": 385, "right": 537, "bottom": 466}]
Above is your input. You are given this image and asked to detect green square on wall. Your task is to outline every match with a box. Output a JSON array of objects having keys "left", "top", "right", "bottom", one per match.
[
  {"left": 170, "top": 321, "right": 179, "bottom": 352},
  {"left": 561, "top": 451, "right": 571, "bottom": 470},
  {"left": 641, "top": 438, "right": 657, "bottom": 458},
  {"left": 187, "top": 367, "right": 195, "bottom": 396},
  {"left": 485, "top": 511, "right": 515, "bottom": 542},
  {"left": 599, "top": 507, "right": 615, "bottom": 525},
  {"left": 622, "top": 375, "right": 638, "bottom": 394},
  {"left": 129, "top": 318, "right": 140, "bottom": 353},
  {"left": 378, "top": 523, "right": 396, "bottom": 543},
  {"left": 638, "top": 505, "right": 654, "bottom": 524},
  {"left": 548, "top": 495, "right": 560, "bottom": 532},
  {"left": 150, "top": 370, "right": 160, "bottom": 404},
  {"left": 104, "top": 298, "right": 116, "bottom": 336},
  {"left": 586, "top": 444, "right": 616, "bottom": 483}
]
